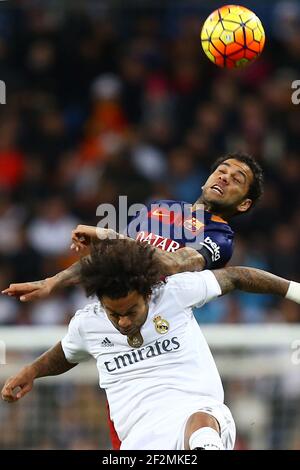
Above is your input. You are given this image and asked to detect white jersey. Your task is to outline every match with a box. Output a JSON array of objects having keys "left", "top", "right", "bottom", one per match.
[{"left": 61, "top": 270, "right": 224, "bottom": 448}]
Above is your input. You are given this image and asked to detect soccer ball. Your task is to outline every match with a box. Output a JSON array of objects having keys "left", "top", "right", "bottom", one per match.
[{"left": 201, "top": 5, "right": 265, "bottom": 68}]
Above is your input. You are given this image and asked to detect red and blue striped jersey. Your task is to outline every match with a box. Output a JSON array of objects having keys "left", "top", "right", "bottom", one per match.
[{"left": 126, "top": 199, "right": 234, "bottom": 269}]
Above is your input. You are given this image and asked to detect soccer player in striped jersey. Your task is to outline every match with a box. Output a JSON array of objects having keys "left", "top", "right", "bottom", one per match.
[{"left": 3, "top": 151, "right": 264, "bottom": 297}]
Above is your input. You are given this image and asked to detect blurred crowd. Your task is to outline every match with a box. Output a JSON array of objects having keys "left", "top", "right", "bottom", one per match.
[
  {"left": 0, "top": 0, "right": 300, "bottom": 325},
  {"left": 0, "top": 381, "right": 111, "bottom": 450}
]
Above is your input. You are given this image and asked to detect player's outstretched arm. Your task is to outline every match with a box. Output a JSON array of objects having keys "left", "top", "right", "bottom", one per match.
[
  {"left": 1, "top": 226, "right": 124, "bottom": 301},
  {"left": 2, "top": 232, "right": 206, "bottom": 301},
  {"left": 1, "top": 267, "right": 83, "bottom": 302},
  {"left": 1, "top": 342, "right": 76, "bottom": 403},
  {"left": 212, "top": 266, "right": 300, "bottom": 303}
]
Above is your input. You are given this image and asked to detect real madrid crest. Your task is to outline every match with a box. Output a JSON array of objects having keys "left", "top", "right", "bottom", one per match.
[
  {"left": 153, "top": 315, "right": 169, "bottom": 334},
  {"left": 127, "top": 331, "right": 144, "bottom": 348}
]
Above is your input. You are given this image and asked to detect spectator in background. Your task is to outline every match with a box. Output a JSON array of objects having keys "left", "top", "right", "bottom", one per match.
[
  {"left": 0, "top": 1, "right": 298, "bottom": 328},
  {"left": 0, "top": 2, "right": 299, "bottom": 453},
  {"left": 0, "top": 117, "right": 24, "bottom": 190},
  {"left": 27, "top": 197, "right": 78, "bottom": 256}
]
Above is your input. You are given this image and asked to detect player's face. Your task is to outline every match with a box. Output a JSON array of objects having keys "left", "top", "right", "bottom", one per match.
[
  {"left": 201, "top": 158, "right": 254, "bottom": 214},
  {"left": 101, "top": 291, "right": 149, "bottom": 336}
]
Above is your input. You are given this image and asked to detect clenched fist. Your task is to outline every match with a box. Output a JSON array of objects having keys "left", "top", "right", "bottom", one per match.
[{"left": 1, "top": 367, "right": 36, "bottom": 403}]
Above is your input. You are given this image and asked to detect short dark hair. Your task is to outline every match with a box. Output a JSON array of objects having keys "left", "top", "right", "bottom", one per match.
[
  {"left": 80, "top": 238, "right": 164, "bottom": 300},
  {"left": 211, "top": 151, "right": 264, "bottom": 207}
]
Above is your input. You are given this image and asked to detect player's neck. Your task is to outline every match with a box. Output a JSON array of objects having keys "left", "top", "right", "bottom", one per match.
[{"left": 193, "top": 196, "right": 230, "bottom": 220}]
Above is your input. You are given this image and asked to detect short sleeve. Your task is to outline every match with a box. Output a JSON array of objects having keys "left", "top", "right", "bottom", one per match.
[
  {"left": 166, "top": 270, "right": 222, "bottom": 309},
  {"left": 198, "top": 231, "right": 233, "bottom": 269},
  {"left": 61, "top": 313, "right": 91, "bottom": 364}
]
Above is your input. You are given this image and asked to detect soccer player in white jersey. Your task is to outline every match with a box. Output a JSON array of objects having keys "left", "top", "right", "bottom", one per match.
[{"left": 2, "top": 239, "right": 300, "bottom": 450}]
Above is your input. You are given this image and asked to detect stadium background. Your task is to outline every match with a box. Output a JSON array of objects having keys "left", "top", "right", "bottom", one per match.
[{"left": 0, "top": 0, "right": 300, "bottom": 450}]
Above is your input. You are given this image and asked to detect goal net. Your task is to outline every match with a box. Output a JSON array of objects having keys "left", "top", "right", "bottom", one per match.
[{"left": 0, "top": 325, "right": 300, "bottom": 450}]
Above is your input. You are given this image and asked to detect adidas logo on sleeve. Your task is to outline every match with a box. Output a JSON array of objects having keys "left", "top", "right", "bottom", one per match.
[{"left": 101, "top": 337, "right": 114, "bottom": 347}]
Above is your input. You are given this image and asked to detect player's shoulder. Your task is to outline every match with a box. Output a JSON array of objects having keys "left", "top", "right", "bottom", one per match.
[
  {"left": 73, "top": 301, "right": 104, "bottom": 319},
  {"left": 154, "top": 271, "right": 218, "bottom": 310},
  {"left": 200, "top": 221, "right": 234, "bottom": 268},
  {"left": 164, "top": 271, "right": 211, "bottom": 291},
  {"left": 203, "top": 211, "right": 234, "bottom": 255},
  {"left": 204, "top": 211, "right": 234, "bottom": 236},
  {"left": 150, "top": 273, "right": 191, "bottom": 305},
  {"left": 70, "top": 301, "right": 107, "bottom": 336},
  {"left": 150, "top": 273, "right": 195, "bottom": 311}
]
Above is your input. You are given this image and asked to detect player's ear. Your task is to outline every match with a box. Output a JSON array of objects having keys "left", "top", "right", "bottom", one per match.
[{"left": 237, "top": 198, "right": 252, "bottom": 213}]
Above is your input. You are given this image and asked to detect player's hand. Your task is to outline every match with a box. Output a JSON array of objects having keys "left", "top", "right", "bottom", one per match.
[
  {"left": 70, "top": 225, "right": 98, "bottom": 253},
  {"left": 1, "top": 277, "right": 56, "bottom": 302},
  {"left": 70, "top": 225, "right": 117, "bottom": 253},
  {"left": 1, "top": 367, "right": 35, "bottom": 403}
]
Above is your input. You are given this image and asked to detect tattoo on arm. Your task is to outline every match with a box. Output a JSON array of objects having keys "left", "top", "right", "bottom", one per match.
[
  {"left": 53, "top": 233, "right": 130, "bottom": 288},
  {"left": 53, "top": 260, "right": 86, "bottom": 288},
  {"left": 53, "top": 240, "right": 206, "bottom": 287},
  {"left": 31, "top": 342, "right": 77, "bottom": 379},
  {"left": 153, "top": 247, "right": 206, "bottom": 276},
  {"left": 212, "top": 267, "right": 290, "bottom": 297}
]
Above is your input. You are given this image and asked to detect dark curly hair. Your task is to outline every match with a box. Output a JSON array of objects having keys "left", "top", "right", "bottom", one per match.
[
  {"left": 211, "top": 151, "right": 264, "bottom": 208},
  {"left": 80, "top": 238, "right": 165, "bottom": 300}
]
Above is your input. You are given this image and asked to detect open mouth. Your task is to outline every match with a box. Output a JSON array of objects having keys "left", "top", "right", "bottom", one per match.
[
  {"left": 210, "top": 184, "right": 224, "bottom": 196},
  {"left": 121, "top": 328, "right": 135, "bottom": 336}
]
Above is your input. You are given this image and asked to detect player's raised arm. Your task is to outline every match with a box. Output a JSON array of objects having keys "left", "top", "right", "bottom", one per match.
[
  {"left": 212, "top": 266, "right": 300, "bottom": 302},
  {"left": 1, "top": 342, "right": 76, "bottom": 403},
  {"left": 2, "top": 232, "right": 206, "bottom": 302}
]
